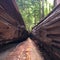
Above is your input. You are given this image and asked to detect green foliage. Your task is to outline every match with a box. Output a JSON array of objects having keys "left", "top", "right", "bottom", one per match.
[{"left": 16, "top": 0, "right": 54, "bottom": 31}]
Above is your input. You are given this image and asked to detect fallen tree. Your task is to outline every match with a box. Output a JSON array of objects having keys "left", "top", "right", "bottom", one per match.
[
  {"left": 0, "top": 0, "right": 28, "bottom": 44},
  {"left": 0, "top": 0, "right": 60, "bottom": 60}
]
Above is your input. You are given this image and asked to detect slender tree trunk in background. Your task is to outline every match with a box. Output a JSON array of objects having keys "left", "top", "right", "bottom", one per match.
[
  {"left": 39, "top": 0, "right": 41, "bottom": 19},
  {"left": 54, "top": 0, "right": 57, "bottom": 6},
  {"left": 42, "top": 0, "right": 44, "bottom": 18},
  {"left": 46, "top": 0, "right": 48, "bottom": 16}
]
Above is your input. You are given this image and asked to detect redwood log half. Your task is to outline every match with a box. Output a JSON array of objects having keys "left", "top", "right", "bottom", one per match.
[
  {"left": 32, "top": 4, "right": 60, "bottom": 60},
  {"left": 0, "top": 0, "right": 27, "bottom": 45}
]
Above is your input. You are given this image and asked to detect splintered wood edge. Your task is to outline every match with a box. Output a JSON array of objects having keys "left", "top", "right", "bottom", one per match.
[{"left": 5, "top": 38, "right": 44, "bottom": 60}]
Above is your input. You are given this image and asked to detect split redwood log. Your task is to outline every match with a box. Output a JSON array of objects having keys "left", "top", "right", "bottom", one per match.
[
  {"left": 0, "top": 0, "right": 28, "bottom": 45},
  {"left": 0, "top": 0, "right": 60, "bottom": 60},
  {"left": 32, "top": 4, "right": 60, "bottom": 60}
]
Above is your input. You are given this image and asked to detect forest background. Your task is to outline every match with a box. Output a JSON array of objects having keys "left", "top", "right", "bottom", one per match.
[{"left": 16, "top": 0, "right": 55, "bottom": 31}]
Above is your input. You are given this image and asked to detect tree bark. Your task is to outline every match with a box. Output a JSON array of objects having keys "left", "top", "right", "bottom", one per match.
[{"left": 56, "top": 0, "right": 60, "bottom": 5}]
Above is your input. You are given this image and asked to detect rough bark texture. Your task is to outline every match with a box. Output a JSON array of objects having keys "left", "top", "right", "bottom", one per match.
[
  {"left": 0, "top": 0, "right": 60, "bottom": 60},
  {"left": 0, "top": 0, "right": 27, "bottom": 45},
  {"left": 32, "top": 4, "right": 60, "bottom": 60}
]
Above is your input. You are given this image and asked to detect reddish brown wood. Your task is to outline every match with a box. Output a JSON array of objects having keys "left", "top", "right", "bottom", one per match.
[
  {"left": 0, "top": 0, "right": 26, "bottom": 45},
  {"left": 0, "top": 0, "right": 60, "bottom": 60},
  {"left": 3, "top": 38, "right": 44, "bottom": 60}
]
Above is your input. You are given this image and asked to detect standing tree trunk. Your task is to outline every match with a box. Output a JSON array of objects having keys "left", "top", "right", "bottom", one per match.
[{"left": 54, "top": 0, "right": 57, "bottom": 7}]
